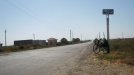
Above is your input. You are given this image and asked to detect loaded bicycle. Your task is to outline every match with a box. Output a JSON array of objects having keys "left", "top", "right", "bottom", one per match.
[{"left": 93, "top": 38, "right": 109, "bottom": 54}]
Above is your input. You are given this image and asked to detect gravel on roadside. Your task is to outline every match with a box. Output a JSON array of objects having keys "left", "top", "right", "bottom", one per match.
[{"left": 68, "top": 44, "right": 134, "bottom": 75}]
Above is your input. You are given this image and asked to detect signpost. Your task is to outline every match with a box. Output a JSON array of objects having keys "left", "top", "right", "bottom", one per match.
[{"left": 103, "top": 9, "right": 114, "bottom": 53}]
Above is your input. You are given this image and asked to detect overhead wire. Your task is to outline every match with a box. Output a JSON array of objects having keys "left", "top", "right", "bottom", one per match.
[{"left": 4, "top": 0, "right": 48, "bottom": 25}]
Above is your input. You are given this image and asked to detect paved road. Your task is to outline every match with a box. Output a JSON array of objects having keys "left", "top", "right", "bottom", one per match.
[{"left": 0, "top": 42, "right": 92, "bottom": 75}]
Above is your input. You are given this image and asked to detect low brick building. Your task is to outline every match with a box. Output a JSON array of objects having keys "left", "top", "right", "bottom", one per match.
[{"left": 47, "top": 38, "right": 57, "bottom": 45}]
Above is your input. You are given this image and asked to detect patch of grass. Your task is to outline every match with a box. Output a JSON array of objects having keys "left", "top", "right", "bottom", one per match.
[
  {"left": 98, "top": 51, "right": 128, "bottom": 62},
  {"left": 97, "top": 38, "right": 134, "bottom": 65},
  {"left": 2, "top": 46, "right": 19, "bottom": 52},
  {"left": 1, "top": 44, "right": 48, "bottom": 52}
]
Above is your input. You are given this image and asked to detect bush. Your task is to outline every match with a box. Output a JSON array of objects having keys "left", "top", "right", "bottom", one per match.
[
  {"left": 19, "top": 46, "right": 25, "bottom": 50},
  {"left": 2, "top": 46, "right": 19, "bottom": 52},
  {"left": 57, "top": 42, "right": 62, "bottom": 46}
]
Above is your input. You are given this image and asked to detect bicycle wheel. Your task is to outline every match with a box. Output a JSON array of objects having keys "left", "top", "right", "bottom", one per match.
[
  {"left": 93, "top": 44, "right": 100, "bottom": 54},
  {"left": 103, "top": 47, "right": 108, "bottom": 54}
]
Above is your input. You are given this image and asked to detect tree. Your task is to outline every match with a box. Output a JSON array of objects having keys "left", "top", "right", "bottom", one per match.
[
  {"left": 72, "top": 38, "right": 80, "bottom": 42},
  {"left": 76, "top": 38, "right": 80, "bottom": 42},
  {"left": 61, "top": 38, "right": 68, "bottom": 44}
]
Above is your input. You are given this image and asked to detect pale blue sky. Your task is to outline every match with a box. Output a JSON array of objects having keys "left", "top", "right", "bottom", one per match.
[{"left": 0, "top": 0, "right": 134, "bottom": 45}]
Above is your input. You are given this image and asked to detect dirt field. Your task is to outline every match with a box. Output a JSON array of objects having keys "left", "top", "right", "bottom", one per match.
[{"left": 68, "top": 44, "right": 134, "bottom": 75}]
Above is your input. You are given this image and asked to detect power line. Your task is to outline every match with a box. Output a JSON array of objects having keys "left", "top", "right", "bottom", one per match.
[
  {"left": 4, "top": 0, "right": 47, "bottom": 25},
  {"left": 14, "top": 0, "right": 47, "bottom": 24}
]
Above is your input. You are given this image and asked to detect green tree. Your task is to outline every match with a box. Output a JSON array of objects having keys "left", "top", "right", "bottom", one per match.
[
  {"left": 72, "top": 38, "right": 80, "bottom": 42},
  {"left": 61, "top": 38, "right": 68, "bottom": 44}
]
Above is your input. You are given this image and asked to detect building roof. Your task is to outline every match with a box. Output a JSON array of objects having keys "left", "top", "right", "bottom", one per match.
[
  {"left": 14, "top": 39, "right": 33, "bottom": 42},
  {"left": 47, "top": 38, "right": 57, "bottom": 41}
]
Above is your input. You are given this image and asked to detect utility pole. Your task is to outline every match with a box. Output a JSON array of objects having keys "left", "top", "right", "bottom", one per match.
[
  {"left": 106, "top": 14, "right": 109, "bottom": 43},
  {"left": 81, "top": 34, "right": 82, "bottom": 41},
  {"left": 70, "top": 30, "right": 71, "bottom": 41},
  {"left": 122, "top": 32, "right": 123, "bottom": 39},
  {"left": 33, "top": 34, "right": 35, "bottom": 40},
  {"left": 5, "top": 29, "right": 7, "bottom": 46},
  {"left": 103, "top": 9, "right": 114, "bottom": 53},
  {"left": 99, "top": 32, "right": 100, "bottom": 39},
  {"left": 106, "top": 13, "right": 110, "bottom": 53},
  {"left": 72, "top": 31, "right": 73, "bottom": 39},
  {"left": 103, "top": 32, "right": 105, "bottom": 38},
  {"left": 33, "top": 34, "right": 35, "bottom": 45}
]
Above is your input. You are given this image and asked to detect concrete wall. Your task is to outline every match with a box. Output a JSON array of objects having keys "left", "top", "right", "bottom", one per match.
[
  {"left": 14, "top": 40, "right": 33, "bottom": 46},
  {"left": 14, "top": 40, "right": 46, "bottom": 46},
  {"left": 33, "top": 40, "right": 46, "bottom": 45}
]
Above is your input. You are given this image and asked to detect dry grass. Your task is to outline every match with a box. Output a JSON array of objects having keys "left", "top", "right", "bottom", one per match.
[
  {"left": 1, "top": 44, "right": 50, "bottom": 52},
  {"left": 97, "top": 38, "right": 134, "bottom": 66},
  {"left": 0, "top": 41, "right": 86, "bottom": 53}
]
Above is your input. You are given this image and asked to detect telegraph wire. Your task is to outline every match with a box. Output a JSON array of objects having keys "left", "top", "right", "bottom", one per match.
[
  {"left": 14, "top": 0, "right": 47, "bottom": 24},
  {"left": 4, "top": 0, "right": 47, "bottom": 25}
]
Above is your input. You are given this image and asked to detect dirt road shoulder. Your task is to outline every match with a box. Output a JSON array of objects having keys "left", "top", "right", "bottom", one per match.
[{"left": 69, "top": 44, "right": 134, "bottom": 75}]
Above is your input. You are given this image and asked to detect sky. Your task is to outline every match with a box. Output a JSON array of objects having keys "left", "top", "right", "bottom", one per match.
[{"left": 0, "top": 0, "right": 134, "bottom": 46}]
